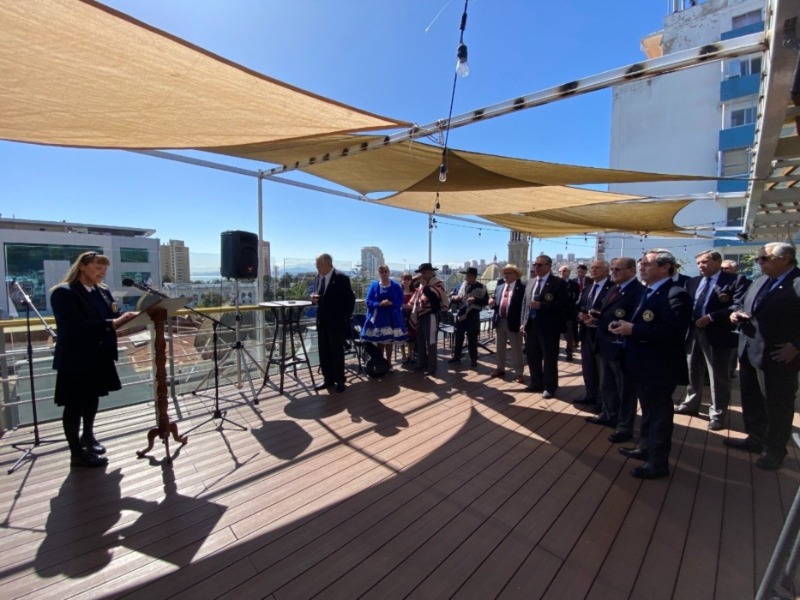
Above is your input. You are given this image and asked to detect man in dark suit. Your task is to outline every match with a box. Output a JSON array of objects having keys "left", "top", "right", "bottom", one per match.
[
  {"left": 559, "top": 265, "right": 579, "bottom": 361},
  {"left": 521, "top": 255, "right": 569, "bottom": 398},
  {"left": 676, "top": 250, "right": 748, "bottom": 430},
  {"left": 312, "top": 253, "right": 355, "bottom": 393},
  {"left": 729, "top": 242, "right": 800, "bottom": 470},
  {"left": 591, "top": 257, "right": 645, "bottom": 443},
  {"left": 611, "top": 249, "right": 691, "bottom": 479},
  {"left": 489, "top": 264, "right": 526, "bottom": 383},
  {"left": 721, "top": 259, "right": 752, "bottom": 378},
  {"left": 573, "top": 260, "right": 613, "bottom": 414}
]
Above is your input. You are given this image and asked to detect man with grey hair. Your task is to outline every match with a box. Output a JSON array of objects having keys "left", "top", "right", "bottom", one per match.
[
  {"left": 611, "top": 249, "right": 691, "bottom": 479},
  {"left": 729, "top": 241, "right": 800, "bottom": 470},
  {"left": 312, "top": 253, "right": 355, "bottom": 393},
  {"left": 574, "top": 259, "right": 612, "bottom": 413},
  {"left": 676, "top": 250, "right": 748, "bottom": 430}
]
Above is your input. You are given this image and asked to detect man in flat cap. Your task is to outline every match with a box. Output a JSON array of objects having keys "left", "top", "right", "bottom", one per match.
[{"left": 448, "top": 267, "right": 488, "bottom": 369}]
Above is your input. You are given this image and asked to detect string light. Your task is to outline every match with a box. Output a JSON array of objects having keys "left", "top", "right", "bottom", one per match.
[{"left": 456, "top": 42, "right": 469, "bottom": 77}]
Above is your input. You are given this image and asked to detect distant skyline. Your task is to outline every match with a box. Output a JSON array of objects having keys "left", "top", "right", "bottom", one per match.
[{"left": 2, "top": 1, "right": 673, "bottom": 268}]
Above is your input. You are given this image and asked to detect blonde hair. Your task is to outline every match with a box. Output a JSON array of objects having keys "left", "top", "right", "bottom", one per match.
[{"left": 51, "top": 251, "right": 110, "bottom": 290}]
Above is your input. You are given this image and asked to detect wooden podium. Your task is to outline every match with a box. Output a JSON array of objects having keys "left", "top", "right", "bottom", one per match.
[{"left": 128, "top": 295, "right": 190, "bottom": 462}]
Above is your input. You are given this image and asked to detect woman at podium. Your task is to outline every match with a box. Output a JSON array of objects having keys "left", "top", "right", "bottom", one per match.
[{"left": 50, "top": 251, "right": 137, "bottom": 468}]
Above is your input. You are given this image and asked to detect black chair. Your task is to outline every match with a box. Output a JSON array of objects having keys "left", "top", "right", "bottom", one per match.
[
  {"left": 438, "top": 309, "right": 456, "bottom": 350},
  {"left": 345, "top": 314, "right": 367, "bottom": 373}
]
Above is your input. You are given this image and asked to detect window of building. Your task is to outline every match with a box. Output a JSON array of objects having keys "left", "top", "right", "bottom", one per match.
[
  {"left": 726, "top": 205, "right": 745, "bottom": 227},
  {"left": 730, "top": 105, "right": 757, "bottom": 127},
  {"left": 724, "top": 54, "right": 761, "bottom": 79},
  {"left": 720, "top": 148, "right": 749, "bottom": 177},
  {"left": 732, "top": 9, "right": 762, "bottom": 29},
  {"left": 120, "top": 247, "right": 149, "bottom": 263}
]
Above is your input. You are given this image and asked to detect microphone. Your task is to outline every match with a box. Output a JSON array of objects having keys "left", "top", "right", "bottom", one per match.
[{"left": 122, "top": 278, "right": 168, "bottom": 297}]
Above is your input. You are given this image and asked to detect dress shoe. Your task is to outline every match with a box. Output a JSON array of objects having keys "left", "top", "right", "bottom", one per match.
[
  {"left": 470, "top": 361, "right": 478, "bottom": 368},
  {"left": 80, "top": 437, "right": 106, "bottom": 455},
  {"left": 608, "top": 431, "right": 633, "bottom": 444},
  {"left": 565, "top": 354, "right": 573, "bottom": 362},
  {"left": 630, "top": 463, "right": 670, "bottom": 480},
  {"left": 314, "top": 382, "right": 332, "bottom": 392},
  {"left": 708, "top": 419, "right": 724, "bottom": 432},
  {"left": 515, "top": 375, "right": 525, "bottom": 384},
  {"left": 585, "top": 416, "right": 616, "bottom": 427},
  {"left": 573, "top": 396, "right": 597, "bottom": 405},
  {"left": 542, "top": 391, "right": 554, "bottom": 399},
  {"left": 71, "top": 451, "right": 108, "bottom": 468},
  {"left": 424, "top": 369, "right": 437, "bottom": 376},
  {"left": 335, "top": 382, "right": 346, "bottom": 393},
  {"left": 723, "top": 437, "right": 762, "bottom": 454},
  {"left": 674, "top": 405, "right": 699, "bottom": 416},
  {"left": 490, "top": 369, "right": 506, "bottom": 379},
  {"left": 447, "top": 357, "right": 461, "bottom": 364},
  {"left": 755, "top": 453, "right": 784, "bottom": 470},
  {"left": 619, "top": 447, "right": 649, "bottom": 461},
  {"left": 526, "top": 385, "right": 543, "bottom": 393}
]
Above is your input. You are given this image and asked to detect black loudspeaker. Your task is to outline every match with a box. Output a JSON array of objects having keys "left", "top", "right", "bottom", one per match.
[{"left": 220, "top": 230, "right": 258, "bottom": 279}]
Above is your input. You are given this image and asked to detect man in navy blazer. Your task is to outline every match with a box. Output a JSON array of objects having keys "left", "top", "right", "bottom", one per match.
[
  {"left": 312, "top": 253, "right": 355, "bottom": 393},
  {"left": 489, "top": 264, "right": 526, "bottom": 383},
  {"left": 729, "top": 242, "right": 800, "bottom": 470},
  {"left": 589, "top": 257, "right": 644, "bottom": 444},
  {"left": 521, "top": 255, "right": 569, "bottom": 397},
  {"left": 611, "top": 249, "right": 691, "bottom": 479},
  {"left": 573, "top": 260, "right": 613, "bottom": 413},
  {"left": 676, "top": 251, "right": 748, "bottom": 430}
]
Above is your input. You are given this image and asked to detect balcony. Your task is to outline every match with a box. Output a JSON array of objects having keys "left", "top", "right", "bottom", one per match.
[{"left": 0, "top": 313, "right": 798, "bottom": 598}]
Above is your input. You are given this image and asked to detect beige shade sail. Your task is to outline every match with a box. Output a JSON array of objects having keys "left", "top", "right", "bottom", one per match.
[
  {"left": 0, "top": 0, "right": 407, "bottom": 149},
  {"left": 209, "top": 135, "right": 718, "bottom": 195},
  {"left": 374, "top": 185, "right": 643, "bottom": 216},
  {"left": 483, "top": 198, "right": 694, "bottom": 237}
]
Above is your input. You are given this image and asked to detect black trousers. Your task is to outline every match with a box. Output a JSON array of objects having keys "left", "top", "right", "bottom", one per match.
[
  {"left": 453, "top": 314, "right": 479, "bottom": 363},
  {"left": 739, "top": 352, "right": 798, "bottom": 458},
  {"left": 318, "top": 319, "right": 347, "bottom": 385},
  {"left": 525, "top": 322, "right": 560, "bottom": 393},
  {"left": 635, "top": 382, "right": 676, "bottom": 468}
]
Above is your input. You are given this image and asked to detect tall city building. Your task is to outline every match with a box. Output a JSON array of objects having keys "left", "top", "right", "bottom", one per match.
[
  {"left": 261, "top": 240, "right": 271, "bottom": 279},
  {"left": 160, "top": 239, "right": 191, "bottom": 284},
  {"left": 508, "top": 231, "right": 529, "bottom": 274},
  {"left": 607, "top": 0, "right": 766, "bottom": 272},
  {"left": 360, "top": 246, "right": 385, "bottom": 279}
]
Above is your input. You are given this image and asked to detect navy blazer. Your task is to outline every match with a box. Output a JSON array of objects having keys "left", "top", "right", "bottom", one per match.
[
  {"left": 492, "top": 279, "right": 526, "bottom": 332},
  {"left": 316, "top": 269, "right": 356, "bottom": 328},
  {"left": 51, "top": 281, "right": 120, "bottom": 373},
  {"left": 520, "top": 275, "right": 569, "bottom": 334},
  {"left": 737, "top": 267, "right": 800, "bottom": 370},
  {"left": 577, "top": 277, "right": 614, "bottom": 342},
  {"left": 596, "top": 278, "right": 645, "bottom": 359},
  {"left": 686, "top": 271, "right": 747, "bottom": 348},
  {"left": 624, "top": 279, "right": 692, "bottom": 387}
]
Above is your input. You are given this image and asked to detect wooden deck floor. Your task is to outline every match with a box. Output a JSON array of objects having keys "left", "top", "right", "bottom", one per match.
[{"left": 0, "top": 351, "right": 798, "bottom": 599}]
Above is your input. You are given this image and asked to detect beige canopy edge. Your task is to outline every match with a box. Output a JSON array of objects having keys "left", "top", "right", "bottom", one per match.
[
  {"left": 481, "top": 198, "right": 695, "bottom": 238},
  {"left": 0, "top": 0, "right": 408, "bottom": 149},
  {"left": 207, "top": 134, "right": 721, "bottom": 195}
]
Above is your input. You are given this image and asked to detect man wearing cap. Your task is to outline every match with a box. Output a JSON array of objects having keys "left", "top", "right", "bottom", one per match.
[
  {"left": 409, "top": 262, "right": 448, "bottom": 376},
  {"left": 489, "top": 264, "right": 526, "bottom": 383},
  {"left": 448, "top": 267, "right": 488, "bottom": 368},
  {"left": 311, "top": 253, "right": 356, "bottom": 393},
  {"left": 521, "top": 255, "right": 569, "bottom": 397}
]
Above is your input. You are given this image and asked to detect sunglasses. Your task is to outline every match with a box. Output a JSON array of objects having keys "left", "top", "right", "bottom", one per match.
[
  {"left": 80, "top": 251, "right": 98, "bottom": 264},
  {"left": 755, "top": 255, "right": 773, "bottom": 263}
]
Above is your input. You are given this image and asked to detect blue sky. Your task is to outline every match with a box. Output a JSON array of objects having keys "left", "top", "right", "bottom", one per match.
[{"left": 1, "top": 1, "right": 670, "bottom": 272}]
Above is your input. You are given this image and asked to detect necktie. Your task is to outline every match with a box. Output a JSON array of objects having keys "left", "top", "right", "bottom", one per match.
[
  {"left": 753, "top": 278, "right": 776, "bottom": 311},
  {"left": 319, "top": 275, "right": 326, "bottom": 296},
  {"left": 578, "top": 278, "right": 585, "bottom": 295},
  {"left": 529, "top": 278, "right": 543, "bottom": 318},
  {"left": 605, "top": 285, "right": 621, "bottom": 305},
  {"left": 589, "top": 283, "right": 600, "bottom": 308},
  {"left": 692, "top": 277, "right": 712, "bottom": 320},
  {"left": 499, "top": 284, "right": 511, "bottom": 317}
]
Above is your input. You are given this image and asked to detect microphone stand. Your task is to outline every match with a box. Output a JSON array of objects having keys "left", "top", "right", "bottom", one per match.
[
  {"left": 8, "top": 282, "right": 58, "bottom": 475},
  {"left": 123, "top": 281, "right": 246, "bottom": 433}
]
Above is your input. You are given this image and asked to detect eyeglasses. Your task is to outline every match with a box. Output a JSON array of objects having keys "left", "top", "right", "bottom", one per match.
[
  {"left": 755, "top": 255, "right": 772, "bottom": 263},
  {"left": 533, "top": 263, "right": 548, "bottom": 268},
  {"left": 610, "top": 267, "right": 632, "bottom": 272}
]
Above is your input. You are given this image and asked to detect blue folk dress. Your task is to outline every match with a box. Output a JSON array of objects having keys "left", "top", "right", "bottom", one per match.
[{"left": 361, "top": 280, "right": 408, "bottom": 344}]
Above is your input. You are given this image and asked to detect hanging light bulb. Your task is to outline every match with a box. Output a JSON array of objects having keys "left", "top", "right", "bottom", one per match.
[
  {"left": 438, "top": 163, "right": 447, "bottom": 183},
  {"left": 456, "top": 43, "right": 469, "bottom": 77}
]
